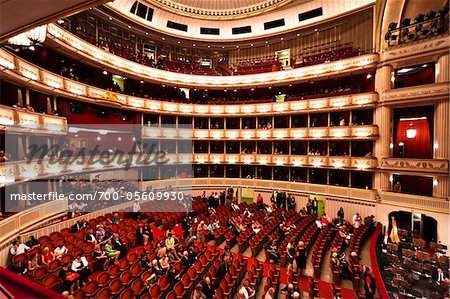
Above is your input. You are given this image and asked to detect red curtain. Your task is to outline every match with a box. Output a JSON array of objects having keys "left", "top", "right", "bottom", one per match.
[{"left": 396, "top": 118, "right": 432, "bottom": 158}]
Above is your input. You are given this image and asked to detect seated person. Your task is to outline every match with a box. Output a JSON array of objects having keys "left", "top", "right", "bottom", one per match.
[
  {"left": 238, "top": 280, "right": 255, "bottom": 299},
  {"left": 40, "top": 247, "right": 54, "bottom": 267},
  {"left": 8, "top": 260, "right": 27, "bottom": 275},
  {"left": 104, "top": 239, "right": 120, "bottom": 265},
  {"left": 59, "top": 263, "right": 79, "bottom": 293},
  {"left": 280, "top": 283, "right": 300, "bottom": 298},
  {"left": 54, "top": 244, "right": 68, "bottom": 260},
  {"left": 28, "top": 253, "right": 40, "bottom": 271},
  {"left": 71, "top": 254, "right": 90, "bottom": 285},
  {"left": 25, "top": 236, "right": 40, "bottom": 248}
]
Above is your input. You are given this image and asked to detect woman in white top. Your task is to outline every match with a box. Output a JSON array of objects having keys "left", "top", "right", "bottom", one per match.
[
  {"left": 54, "top": 244, "right": 68, "bottom": 260},
  {"left": 71, "top": 255, "right": 90, "bottom": 285}
]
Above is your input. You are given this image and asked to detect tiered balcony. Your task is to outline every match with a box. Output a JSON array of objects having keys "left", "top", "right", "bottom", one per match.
[
  {"left": 381, "top": 82, "right": 450, "bottom": 104},
  {"left": 0, "top": 49, "right": 379, "bottom": 115},
  {"left": 185, "top": 125, "right": 379, "bottom": 140},
  {"left": 192, "top": 154, "right": 377, "bottom": 169},
  {"left": 0, "top": 153, "right": 376, "bottom": 187},
  {"left": 45, "top": 24, "right": 379, "bottom": 89},
  {"left": 0, "top": 105, "right": 67, "bottom": 134}
]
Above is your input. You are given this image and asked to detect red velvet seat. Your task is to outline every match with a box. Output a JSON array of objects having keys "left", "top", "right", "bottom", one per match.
[
  {"left": 158, "top": 275, "right": 170, "bottom": 293},
  {"left": 83, "top": 281, "right": 99, "bottom": 297},
  {"left": 119, "top": 287, "right": 134, "bottom": 299},
  {"left": 130, "top": 263, "right": 143, "bottom": 277},
  {"left": 149, "top": 283, "right": 161, "bottom": 298},
  {"left": 12, "top": 253, "right": 28, "bottom": 264},
  {"left": 131, "top": 279, "right": 145, "bottom": 296},
  {"left": 47, "top": 259, "right": 61, "bottom": 273},
  {"left": 109, "top": 278, "right": 124, "bottom": 295},
  {"left": 72, "top": 289, "right": 86, "bottom": 299},
  {"left": 120, "top": 270, "right": 133, "bottom": 285},
  {"left": 127, "top": 252, "right": 138, "bottom": 263},
  {"left": 119, "top": 259, "right": 130, "bottom": 271},
  {"left": 181, "top": 274, "right": 193, "bottom": 292},
  {"left": 174, "top": 281, "right": 186, "bottom": 299},
  {"left": 49, "top": 232, "right": 61, "bottom": 241},
  {"left": 97, "top": 288, "right": 112, "bottom": 299},
  {"left": 96, "top": 271, "right": 110, "bottom": 287},
  {"left": 166, "top": 291, "right": 177, "bottom": 299},
  {"left": 38, "top": 236, "right": 50, "bottom": 245},
  {"left": 108, "top": 265, "right": 121, "bottom": 278},
  {"left": 33, "top": 266, "right": 49, "bottom": 280}
]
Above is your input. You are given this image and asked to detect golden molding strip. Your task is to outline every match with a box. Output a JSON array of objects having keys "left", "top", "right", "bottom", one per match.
[
  {"left": 148, "top": 0, "right": 294, "bottom": 20},
  {"left": 142, "top": 126, "right": 379, "bottom": 140},
  {"left": 0, "top": 49, "right": 378, "bottom": 117},
  {"left": 0, "top": 105, "right": 67, "bottom": 134},
  {"left": 46, "top": 24, "right": 379, "bottom": 89},
  {"left": 0, "top": 154, "right": 376, "bottom": 186}
]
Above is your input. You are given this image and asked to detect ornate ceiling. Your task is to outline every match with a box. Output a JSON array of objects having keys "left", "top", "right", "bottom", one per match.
[
  {"left": 148, "top": 0, "right": 296, "bottom": 20},
  {"left": 106, "top": 0, "right": 375, "bottom": 41}
]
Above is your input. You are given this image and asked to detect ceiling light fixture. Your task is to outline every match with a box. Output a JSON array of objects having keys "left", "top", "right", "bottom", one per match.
[{"left": 8, "top": 25, "right": 47, "bottom": 46}]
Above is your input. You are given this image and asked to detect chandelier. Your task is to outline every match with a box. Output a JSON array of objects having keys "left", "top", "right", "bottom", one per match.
[
  {"left": 406, "top": 122, "right": 416, "bottom": 139},
  {"left": 8, "top": 25, "right": 47, "bottom": 47}
]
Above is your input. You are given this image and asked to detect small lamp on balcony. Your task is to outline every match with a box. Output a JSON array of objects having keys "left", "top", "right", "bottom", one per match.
[{"left": 406, "top": 123, "right": 416, "bottom": 139}]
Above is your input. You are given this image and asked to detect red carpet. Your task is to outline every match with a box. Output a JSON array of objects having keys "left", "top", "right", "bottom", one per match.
[{"left": 371, "top": 224, "right": 389, "bottom": 299}]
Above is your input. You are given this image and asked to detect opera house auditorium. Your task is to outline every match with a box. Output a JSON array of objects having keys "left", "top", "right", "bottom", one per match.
[{"left": 0, "top": 0, "right": 449, "bottom": 298}]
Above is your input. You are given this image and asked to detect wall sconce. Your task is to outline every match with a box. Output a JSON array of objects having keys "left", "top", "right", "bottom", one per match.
[
  {"left": 434, "top": 142, "right": 439, "bottom": 149},
  {"left": 433, "top": 179, "right": 438, "bottom": 186},
  {"left": 389, "top": 143, "right": 394, "bottom": 149},
  {"left": 389, "top": 175, "right": 393, "bottom": 182},
  {"left": 406, "top": 123, "right": 416, "bottom": 139}
]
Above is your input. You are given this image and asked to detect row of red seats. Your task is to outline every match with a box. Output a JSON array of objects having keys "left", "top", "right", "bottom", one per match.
[
  {"left": 163, "top": 60, "right": 219, "bottom": 76},
  {"left": 329, "top": 232, "right": 345, "bottom": 284},
  {"left": 278, "top": 215, "right": 316, "bottom": 267},
  {"left": 234, "top": 61, "right": 282, "bottom": 75},
  {"left": 263, "top": 264, "right": 281, "bottom": 297},
  {"left": 348, "top": 225, "right": 369, "bottom": 293},
  {"left": 250, "top": 209, "right": 297, "bottom": 258},
  {"left": 311, "top": 227, "right": 336, "bottom": 278}
]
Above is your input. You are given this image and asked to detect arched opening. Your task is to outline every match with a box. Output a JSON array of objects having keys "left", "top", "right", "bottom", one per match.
[{"left": 388, "top": 211, "right": 438, "bottom": 242}]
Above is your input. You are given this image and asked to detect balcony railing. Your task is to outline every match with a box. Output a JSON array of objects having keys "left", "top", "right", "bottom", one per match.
[
  {"left": 0, "top": 105, "right": 67, "bottom": 134},
  {"left": 0, "top": 49, "right": 379, "bottom": 116},
  {"left": 171, "top": 125, "right": 379, "bottom": 140},
  {"left": 380, "top": 191, "right": 449, "bottom": 214},
  {"left": 193, "top": 154, "right": 377, "bottom": 169},
  {"left": 46, "top": 24, "right": 379, "bottom": 89},
  {"left": 0, "top": 153, "right": 376, "bottom": 186},
  {"left": 380, "top": 157, "right": 449, "bottom": 174},
  {"left": 381, "top": 82, "right": 450, "bottom": 104}
]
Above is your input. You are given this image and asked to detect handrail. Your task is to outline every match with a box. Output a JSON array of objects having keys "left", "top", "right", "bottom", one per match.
[
  {"left": 45, "top": 23, "right": 379, "bottom": 89},
  {"left": 0, "top": 154, "right": 378, "bottom": 188},
  {"left": 380, "top": 191, "right": 449, "bottom": 214},
  {"left": 370, "top": 224, "right": 389, "bottom": 299},
  {"left": 0, "top": 104, "right": 67, "bottom": 132},
  {"left": 0, "top": 48, "right": 379, "bottom": 116}
]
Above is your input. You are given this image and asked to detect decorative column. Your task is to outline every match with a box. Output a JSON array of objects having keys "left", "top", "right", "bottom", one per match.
[
  {"left": 25, "top": 89, "right": 30, "bottom": 106},
  {"left": 433, "top": 176, "right": 449, "bottom": 199},
  {"left": 433, "top": 78, "right": 449, "bottom": 198},
  {"left": 434, "top": 100, "right": 449, "bottom": 159},
  {"left": 375, "top": 65, "right": 393, "bottom": 92},
  {"left": 374, "top": 65, "right": 393, "bottom": 191},
  {"left": 436, "top": 53, "right": 449, "bottom": 83}
]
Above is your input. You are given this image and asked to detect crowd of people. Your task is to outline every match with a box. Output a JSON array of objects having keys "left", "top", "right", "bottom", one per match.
[{"left": 7, "top": 181, "right": 440, "bottom": 299}]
